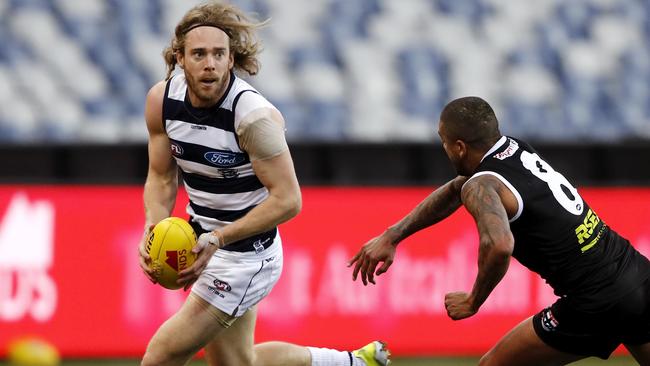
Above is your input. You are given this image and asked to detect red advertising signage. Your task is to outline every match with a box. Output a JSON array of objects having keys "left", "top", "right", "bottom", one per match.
[{"left": 0, "top": 186, "right": 649, "bottom": 357}]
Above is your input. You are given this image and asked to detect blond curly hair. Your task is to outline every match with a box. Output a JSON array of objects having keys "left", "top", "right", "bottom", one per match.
[{"left": 163, "top": 2, "right": 266, "bottom": 80}]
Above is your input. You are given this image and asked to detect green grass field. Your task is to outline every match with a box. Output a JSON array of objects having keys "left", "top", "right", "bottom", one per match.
[{"left": 0, "top": 356, "right": 636, "bottom": 365}]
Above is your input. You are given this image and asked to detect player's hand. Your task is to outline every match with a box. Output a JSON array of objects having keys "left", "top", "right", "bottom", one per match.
[
  {"left": 444, "top": 291, "right": 477, "bottom": 320},
  {"left": 138, "top": 224, "right": 157, "bottom": 284},
  {"left": 177, "top": 232, "right": 220, "bottom": 291},
  {"left": 348, "top": 231, "right": 397, "bottom": 286}
]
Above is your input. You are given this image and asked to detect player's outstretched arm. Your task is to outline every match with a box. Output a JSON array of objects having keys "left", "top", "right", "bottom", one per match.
[
  {"left": 445, "top": 175, "right": 514, "bottom": 320},
  {"left": 349, "top": 176, "right": 468, "bottom": 285},
  {"left": 387, "top": 175, "right": 468, "bottom": 243},
  {"left": 139, "top": 81, "right": 179, "bottom": 283}
]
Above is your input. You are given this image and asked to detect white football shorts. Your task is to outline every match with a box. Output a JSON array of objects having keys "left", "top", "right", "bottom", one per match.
[{"left": 191, "top": 235, "right": 283, "bottom": 318}]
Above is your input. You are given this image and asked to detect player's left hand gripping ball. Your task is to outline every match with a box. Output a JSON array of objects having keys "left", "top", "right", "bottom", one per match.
[{"left": 146, "top": 217, "right": 197, "bottom": 290}]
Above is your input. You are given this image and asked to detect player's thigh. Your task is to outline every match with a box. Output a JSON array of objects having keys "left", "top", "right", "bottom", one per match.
[
  {"left": 622, "top": 277, "right": 650, "bottom": 364},
  {"left": 204, "top": 305, "right": 258, "bottom": 366},
  {"left": 480, "top": 316, "right": 585, "bottom": 366},
  {"left": 625, "top": 342, "right": 650, "bottom": 365},
  {"left": 145, "top": 294, "right": 227, "bottom": 360}
]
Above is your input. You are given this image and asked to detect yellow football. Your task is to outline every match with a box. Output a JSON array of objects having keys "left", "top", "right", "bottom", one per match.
[
  {"left": 8, "top": 337, "right": 60, "bottom": 366},
  {"left": 146, "top": 217, "right": 197, "bottom": 290}
]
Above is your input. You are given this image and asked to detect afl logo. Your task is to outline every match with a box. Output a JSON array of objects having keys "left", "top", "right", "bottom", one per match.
[
  {"left": 204, "top": 152, "right": 245, "bottom": 167},
  {"left": 170, "top": 142, "right": 183, "bottom": 156}
]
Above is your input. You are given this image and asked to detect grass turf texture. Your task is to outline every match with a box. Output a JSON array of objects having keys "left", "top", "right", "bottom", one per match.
[{"left": 0, "top": 356, "right": 635, "bottom": 365}]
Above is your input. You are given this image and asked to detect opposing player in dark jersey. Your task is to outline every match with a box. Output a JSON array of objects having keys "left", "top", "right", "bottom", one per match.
[{"left": 349, "top": 96, "right": 650, "bottom": 365}]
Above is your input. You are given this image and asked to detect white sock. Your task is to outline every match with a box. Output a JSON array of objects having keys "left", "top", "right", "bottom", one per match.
[{"left": 307, "top": 347, "right": 366, "bottom": 366}]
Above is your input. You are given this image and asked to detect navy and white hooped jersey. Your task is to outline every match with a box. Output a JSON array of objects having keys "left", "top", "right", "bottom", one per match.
[
  {"left": 162, "top": 72, "right": 277, "bottom": 252},
  {"left": 464, "top": 136, "right": 649, "bottom": 310}
]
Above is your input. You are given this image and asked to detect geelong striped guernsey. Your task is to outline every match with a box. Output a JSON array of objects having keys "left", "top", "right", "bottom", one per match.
[{"left": 162, "top": 72, "right": 277, "bottom": 252}]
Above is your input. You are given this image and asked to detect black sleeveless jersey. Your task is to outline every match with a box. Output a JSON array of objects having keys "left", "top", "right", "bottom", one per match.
[{"left": 468, "top": 136, "right": 650, "bottom": 311}]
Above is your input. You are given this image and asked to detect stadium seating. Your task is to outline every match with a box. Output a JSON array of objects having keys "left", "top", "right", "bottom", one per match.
[{"left": 0, "top": 0, "right": 648, "bottom": 143}]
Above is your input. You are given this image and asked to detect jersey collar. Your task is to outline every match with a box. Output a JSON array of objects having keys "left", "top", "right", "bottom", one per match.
[{"left": 479, "top": 135, "right": 508, "bottom": 163}]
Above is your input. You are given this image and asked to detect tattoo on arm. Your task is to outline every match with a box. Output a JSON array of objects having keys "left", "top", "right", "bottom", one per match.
[
  {"left": 390, "top": 176, "right": 468, "bottom": 244},
  {"left": 461, "top": 176, "right": 514, "bottom": 311},
  {"left": 462, "top": 177, "right": 511, "bottom": 240}
]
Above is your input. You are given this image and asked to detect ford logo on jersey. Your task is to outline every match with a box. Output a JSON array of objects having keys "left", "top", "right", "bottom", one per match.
[{"left": 204, "top": 151, "right": 245, "bottom": 167}]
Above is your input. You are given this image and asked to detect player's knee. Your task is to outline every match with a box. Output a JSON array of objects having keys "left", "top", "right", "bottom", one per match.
[
  {"left": 205, "top": 347, "right": 255, "bottom": 366},
  {"left": 213, "top": 354, "right": 254, "bottom": 366},
  {"left": 140, "top": 350, "right": 163, "bottom": 366},
  {"left": 239, "top": 358, "right": 254, "bottom": 366},
  {"left": 478, "top": 351, "right": 496, "bottom": 366},
  {"left": 141, "top": 347, "right": 188, "bottom": 366},
  {"left": 234, "top": 353, "right": 255, "bottom": 366}
]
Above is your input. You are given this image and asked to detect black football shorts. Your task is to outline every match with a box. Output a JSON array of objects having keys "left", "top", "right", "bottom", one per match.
[{"left": 533, "top": 277, "right": 650, "bottom": 359}]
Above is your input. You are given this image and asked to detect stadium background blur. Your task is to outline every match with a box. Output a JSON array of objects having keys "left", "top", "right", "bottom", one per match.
[{"left": 0, "top": 0, "right": 648, "bottom": 365}]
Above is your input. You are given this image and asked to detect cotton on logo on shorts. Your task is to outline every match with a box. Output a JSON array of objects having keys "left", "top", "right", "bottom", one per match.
[
  {"left": 208, "top": 279, "right": 231, "bottom": 298},
  {"left": 0, "top": 193, "right": 57, "bottom": 322},
  {"left": 541, "top": 308, "right": 559, "bottom": 332},
  {"left": 213, "top": 279, "right": 231, "bottom": 292}
]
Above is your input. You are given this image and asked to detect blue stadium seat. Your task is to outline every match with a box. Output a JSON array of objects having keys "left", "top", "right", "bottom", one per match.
[
  {"left": 288, "top": 46, "right": 338, "bottom": 69},
  {"left": 0, "top": 0, "right": 648, "bottom": 143},
  {"left": 435, "top": 0, "right": 491, "bottom": 25},
  {"left": 271, "top": 100, "right": 307, "bottom": 141},
  {"left": 303, "top": 100, "right": 347, "bottom": 140},
  {"left": 398, "top": 48, "right": 449, "bottom": 119}
]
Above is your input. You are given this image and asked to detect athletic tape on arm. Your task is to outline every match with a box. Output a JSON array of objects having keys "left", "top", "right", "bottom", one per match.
[{"left": 237, "top": 108, "right": 289, "bottom": 161}]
